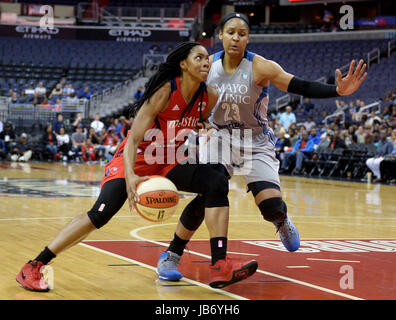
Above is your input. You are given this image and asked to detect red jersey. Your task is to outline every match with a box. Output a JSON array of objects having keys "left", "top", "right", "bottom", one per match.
[{"left": 101, "top": 77, "right": 208, "bottom": 187}]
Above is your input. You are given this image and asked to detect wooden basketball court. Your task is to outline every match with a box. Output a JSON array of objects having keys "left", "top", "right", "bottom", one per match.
[{"left": 1, "top": 161, "right": 395, "bottom": 300}]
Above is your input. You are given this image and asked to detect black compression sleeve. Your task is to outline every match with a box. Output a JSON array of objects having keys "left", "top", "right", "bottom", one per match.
[{"left": 287, "top": 76, "right": 339, "bottom": 98}]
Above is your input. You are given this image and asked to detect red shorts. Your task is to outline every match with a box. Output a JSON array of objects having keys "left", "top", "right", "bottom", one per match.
[{"left": 100, "top": 145, "right": 178, "bottom": 189}]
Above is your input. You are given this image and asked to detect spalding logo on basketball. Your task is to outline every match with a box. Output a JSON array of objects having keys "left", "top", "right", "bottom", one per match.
[{"left": 134, "top": 175, "right": 179, "bottom": 222}]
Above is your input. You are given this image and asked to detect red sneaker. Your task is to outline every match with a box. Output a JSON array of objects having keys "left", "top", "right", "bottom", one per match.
[
  {"left": 209, "top": 258, "right": 258, "bottom": 289},
  {"left": 16, "top": 260, "right": 50, "bottom": 292}
]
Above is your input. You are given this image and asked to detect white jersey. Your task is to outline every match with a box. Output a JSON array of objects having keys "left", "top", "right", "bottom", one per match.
[{"left": 207, "top": 50, "right": 270, "bottom": 136}]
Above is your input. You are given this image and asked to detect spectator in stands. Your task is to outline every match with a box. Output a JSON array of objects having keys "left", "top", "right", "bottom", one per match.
[
  {"left": 366, "top": 111, "right": 382, "bottom": 128},
  {"left": 279, "top": 131, "right": 315, "bottom": 175},
  {"left": 119, "top": 115, "right": 130, "bottom": 140},
  {"left": 42, "top": 124, "right": 58, "bottom": 160},
  {"left": 56, "top": 127, "right": 70, "bottom": 162},
  {"left": 78, "top": 87, "right": 92, "bottom": 100},
  {"left": 35, "top": 82, "right": 46, "bottom": 103},
  {"left": 39, "top": 96, "right": 51, "bottom": 108},
  {"left": 10, "top": 133, "right": 33, "bottom": 162},
  {"left": 275, "top": 128, "right": 291, "bottom": 162},
  {"left": 49, "top": 83, "right": 63, "bottom": 101},
  {"left": 134, "top": 87, "right": 143, "bottom": 102},
  {"left": 102, "top": 126, "right": 120, "bottom": 162},
  {"left": 114, "top": 118, "right": 123, "bottom": 140},
  {"left": 328, "top": 130, "right": 346, "bottom": 149},
  {"left": 308, "top": 127, "right": 321, "bottom": 147},
  {"left": 18, "top": 90, "right": 31, "bottom": 104},
  {"left": 53, "top": 114, "right": 65, "bottom": 135},
  {"left": 0, "top": 120, "right": 3, "bottom": 133},
  {"left": 304, "top": 116, "right": 316, "bottom": 132},
  {"left": 0, "top": 137, "right": 6, "bottom": 160},
  {"left": 53, "top": 98, "right": 63, "bottom": 112},
  {"left": 335, "top": 99, "right": 347, "bottom": 112},
  {"left": 72, "top": 112, "right": 83, "bottom": 130},
  {"left": 81, "top": 138, "right": 97, "bottom": 162},
  {"left": 379, "top": 129, "right": 396, "bottom": 183},
  {"left": 25, "top": 85, "right": 35, "bottom": 96},
  {"left": 71, "top": 125, "right": 87, "bottom": 156},
  {"left": 366, "top": 129, "right": 394, "bottom": 182},
  {"left": 287, "top": 127, "right": 299, "bottom": 147},
  {"left": 66, "top": 92, "right": 79, "bottom": 105},
  {"left": 63, "top": 83, "right": 74, "bottom": 97},
  {"left": 300, "top": 98, "right": 314, "bottom": 113},
  {"left": 355, "top": 125, "right": 365, "bottom": 144},
  {"left": 279, "top": 105, "right": 296, "bottom": 132},
  {"left": 90, "top": 113, "right": 104, "bottom": 134},
  {"left": 0, "top": 122, "right": 16, "bottom": 152},
  {"left": 149, "top": 42, "right": 160, "bottom": 54},
  {"left": 385, "top": 104, "right": 396, "bottom": 128},
  {"left": 10, "top": 92, "right": 19, "bottom": 104}
]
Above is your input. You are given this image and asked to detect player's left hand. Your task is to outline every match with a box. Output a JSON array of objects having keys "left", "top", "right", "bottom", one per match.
[{"left": 335, "top": 59, "right": 367, "bottom": 96}]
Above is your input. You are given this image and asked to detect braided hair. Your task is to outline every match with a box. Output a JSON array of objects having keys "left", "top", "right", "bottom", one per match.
[{"left": 130, "top": 42, "right": 206, "bottom": 121}]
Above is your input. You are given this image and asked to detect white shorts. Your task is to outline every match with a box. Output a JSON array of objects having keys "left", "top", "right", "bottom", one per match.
[{"left": 199, "top": 128, "right": 280, "bottom": 187}]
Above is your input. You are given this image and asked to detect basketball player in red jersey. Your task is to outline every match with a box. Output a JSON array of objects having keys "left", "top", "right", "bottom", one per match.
[{"left": 16, "top": 42, "right": 258, "bottom": 292}]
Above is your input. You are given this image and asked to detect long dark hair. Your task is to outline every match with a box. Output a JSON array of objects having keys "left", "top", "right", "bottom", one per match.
[{"left": 130, "top": 42, "right": 205, "bottom": 120}]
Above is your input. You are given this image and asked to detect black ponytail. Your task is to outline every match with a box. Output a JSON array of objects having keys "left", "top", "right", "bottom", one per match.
[{"left": 130, "top": 41, "right": 205, "bottom": 118}]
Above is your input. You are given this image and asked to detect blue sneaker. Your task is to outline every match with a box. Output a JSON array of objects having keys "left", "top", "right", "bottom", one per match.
[
  {"left": 274, "top": 217, "right": 300, "bottom": 252},
  {"left": 156, "top": 251, "right": 183, "bottom": 281}
]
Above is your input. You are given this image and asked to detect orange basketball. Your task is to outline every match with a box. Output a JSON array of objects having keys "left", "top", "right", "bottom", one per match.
[{"left": 134, "top": 175, "right": 179, "bottom": 222}]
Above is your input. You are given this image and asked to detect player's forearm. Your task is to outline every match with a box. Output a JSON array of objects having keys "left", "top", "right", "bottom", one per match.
[{"left": 287, "top": 76, "right": 339, "bottom": 99}]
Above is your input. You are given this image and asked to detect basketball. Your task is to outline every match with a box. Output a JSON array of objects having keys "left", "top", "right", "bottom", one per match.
[{"left": 134, "top": 175, "right": 179, "bottom": 222}]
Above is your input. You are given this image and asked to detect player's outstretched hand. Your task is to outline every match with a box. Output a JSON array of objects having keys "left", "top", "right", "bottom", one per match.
[{"left": 335, "top": 59, "right": 367, "bottom": 96}]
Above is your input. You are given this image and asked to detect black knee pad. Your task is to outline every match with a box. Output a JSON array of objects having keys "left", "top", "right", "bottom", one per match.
[
  {"left": 180, "top": 195, "right": 205, "bottom": 231},
  {"left": 87, "top": 179, "right": 127, "bottom": 229},
  {"left": 258, "top": 197, "right": 287, "bottom": 224}
]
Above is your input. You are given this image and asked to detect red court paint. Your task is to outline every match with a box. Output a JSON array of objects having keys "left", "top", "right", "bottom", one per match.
[{"left": 83, "top": 239, "right": 396, "bottom": 300}]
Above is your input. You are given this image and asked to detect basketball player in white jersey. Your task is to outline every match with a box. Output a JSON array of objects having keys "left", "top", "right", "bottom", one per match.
[{"left": 156, "top": 12, "right": 367, "bottom": 281}]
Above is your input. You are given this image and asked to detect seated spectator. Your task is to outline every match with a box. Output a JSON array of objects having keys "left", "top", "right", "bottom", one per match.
[
  {"left": 0, "top": 119, "right": 3, "bottom": 134},
  {"left": 25, "top": 85, "right": 35, "bottom": 96},
  {"left": 0, "top": 122, "right": 16, "bottom": 152},
  {"left": 103, "top": 126, "right": 120, "bottom": 161},
  {"left": 114, "top": 118, "right": 123, "bottom": 140},
  {"left": 366, "top": 111, "right": 382, "bottom": 128},
  {"left": 379, "top": 148, "right": 396, "bottom": 183},
  {"left": 72, "top": 112, "right": 83, "bottom": 130},
  {"left": 10, "top": 92, "right": 19, "bottom": 104},
  {"left": 119, "top": 116, "right": 131, "bottom": 140},
  {"left": 286, "top": 128, "right": 299, "bottom": 148},
  {"left": 328, "top": 130, "right": 346, "bottom": 149},
  {"left": 78, "top": 87, "right": 92, "bottom": 100},
  {"left": 19, "top": 90, "right": 32, "bottom": 104},
  {"left": 300, "top": 98, "right": 314, "bottom": 113},
  {"left": 35, "top": 82, "right": 47, "bottom": 103},
  {"left": 65, "top": 92, "right": 79, "bottom": 105},
  {"left": 304, "top": 116, "right": 316, "bottom": 132},
  {"left": 279, "top": 131, "right": 315, "bottom": 174},
  {"left": 275, "top": 129, "right": 291, "bottom": 162},
  {"left": 0, "top": 137, "right": 6, "bottom": 160},
  {"left": 71, "top": 125, "right": 87, "bottom": 156},
  {"left": 134, "top": 87, "right": 143, "bottom": 102},
  {"left": 81, "top": 138, "right": 97, "bottom": 162},
  {"left": 63, "top": 83, "right": 75, "bottom": 97},
  {"left": 335, "top": 99, "right": 347, "bottom": 112},
  {"left": 56, "top": 127, "right": 71, "bottom": 161},
  {"left": 53, "top": 98, "right": 63, "bottom": 112},
  {"left": 308, "top": 127, "right": 321, "bottom": 147},
  {"left": 53, "top": 113, "right": 65, "bottom": 134},
  {"left": 39, "top": 96, "right": 51, "bottom": 108},
  {"left": 90, "top": 113, "right": 104, "bottom": 134},
  {"left": 149, "top": 42, "right": 160, "bottom": 54},
  {"left": 366, "top": 129, "right": 394, "bottom": 182},
  {"left": 42, "top": 124, "right": 58, "bottom": 160},
  {"left": 49, "top": 83, "right": 63, "bottom": 101},
  {"left": 279, "top": 105, "right": 296, "bottom": 132},
  {"left": 10, "top": 133, "right": 33, "bottom": 162}
]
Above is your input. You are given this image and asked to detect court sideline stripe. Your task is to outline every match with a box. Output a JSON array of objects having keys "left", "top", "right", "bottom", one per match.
[
  {"left": 78, "top": 242, "right": 248, "bottom": 301},
  {"left": 129, "top": 223, "right": 365, "bottom": 301}
]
